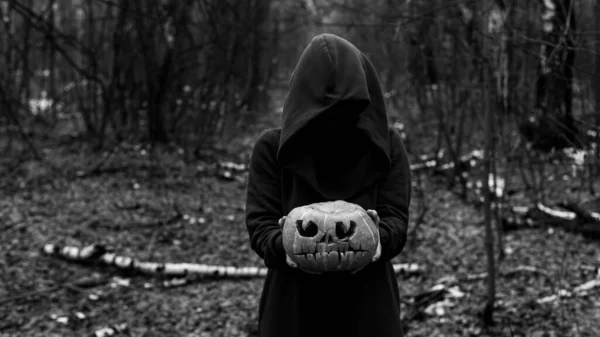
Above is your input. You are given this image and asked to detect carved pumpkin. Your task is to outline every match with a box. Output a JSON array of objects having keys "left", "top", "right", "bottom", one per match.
[{"left": 282, "top": 200, "right": 379, "bottom": 273}]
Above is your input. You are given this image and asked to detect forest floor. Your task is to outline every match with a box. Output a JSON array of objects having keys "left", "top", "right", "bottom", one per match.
[{"left": 1, "top": 109, "right": 600, "bottom": 337}]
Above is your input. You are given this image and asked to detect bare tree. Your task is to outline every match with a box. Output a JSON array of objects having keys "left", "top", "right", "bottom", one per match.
[
  {"left": 595, "top": 0, "right": 600, "bottom": 176},
  {"left": 482, "top": 64, "right": 497, "bottom": 327},
  {"left": 534, "top": 0, "right": 578, "bottom": 148}
]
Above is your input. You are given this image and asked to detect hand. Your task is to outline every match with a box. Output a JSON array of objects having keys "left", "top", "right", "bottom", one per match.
[
  {"left": 351, "top": 209, "right": 382, "bottom": 274},
  {"left": 366, "top": 209, "right": 382, "bottom": 263},
  {"left": 279, "top": 216, "right": 321, "bottom": 275}
]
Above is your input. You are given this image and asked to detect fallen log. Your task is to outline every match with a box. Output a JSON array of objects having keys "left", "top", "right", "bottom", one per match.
[
  {"left": 401, "top": 268, "right": 599, "bottom": 322},
  {"left": 558, "top": 202, "right": 600, "bottom": 223},
  {"left": 42, "top": 242, "right": 598, "bottom": 327},
  {"left": 41, "top": 244, "right": 421, "bottom": 280},
  {"left": 501, "top": 203, "right": 600, "bottom": 239},
  {"left": 92, "top": 323, "right": 129, "bottom": 337},
  {"left": 537, "top": 278, "right": 600, "bottom": 304},
  {"left": 42, "top": 244, "right": 268, "bottom": 278}
]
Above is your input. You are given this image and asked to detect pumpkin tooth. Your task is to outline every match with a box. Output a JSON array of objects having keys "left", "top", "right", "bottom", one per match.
[
  {"left": 305, "top": 254, "right": 316, "bottom": 268},
  {"left": 355, "top": 252, "right": 367, "bottom": 267},
  {"left": 302, "top": 240, "right": 316, "bottom": 254},
  {"left": 317, "top": 243, "right": 326, "bottom": 253},
  {"left": 338, "top": 242, "right": 348, "bottom": 253},
  {"left": 338, "top": 252, "right": 345, "bottom": 268},
  {"left": 344, "top": 251, "right": 355, "bottom": 270},
  {"left": 316, "top": 253, "right": 327, "bottom": 271},
  {"left": 296, "top": 254, "right": 307, "bottom": 266},
  {"left": 326, "top": 243, "right": 336, "bottom": 252},
  {"left": 327, "top": 251, "right": 339, "bottom": 270}
]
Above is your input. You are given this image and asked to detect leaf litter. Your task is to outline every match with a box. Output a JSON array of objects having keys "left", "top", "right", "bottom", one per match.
[{"left": 1, "top": 136, "right": 599, "bottom": 337}]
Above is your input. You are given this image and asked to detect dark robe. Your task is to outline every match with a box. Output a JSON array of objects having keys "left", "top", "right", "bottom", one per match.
[{"left": 245, "top": 34, "right": 412, "bottom": 337}]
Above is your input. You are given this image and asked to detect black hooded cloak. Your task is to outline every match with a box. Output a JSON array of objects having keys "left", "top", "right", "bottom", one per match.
[{"left": 245, "top": 34, "right": 412, "bottom": 337}]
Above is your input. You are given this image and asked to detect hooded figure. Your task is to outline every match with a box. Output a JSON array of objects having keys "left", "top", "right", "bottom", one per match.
[{"left": 245, "top": 34, "right": 412, "bottom": 337}]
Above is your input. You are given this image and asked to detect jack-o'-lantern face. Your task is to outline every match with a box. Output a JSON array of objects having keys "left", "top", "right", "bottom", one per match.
[{"left": 282, "top": 200, "right": 378, "bottom": 273}]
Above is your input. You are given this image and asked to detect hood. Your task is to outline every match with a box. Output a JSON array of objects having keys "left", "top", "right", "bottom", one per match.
[{"left": 276, "top": 34, "right": 391, "bottom": 168}]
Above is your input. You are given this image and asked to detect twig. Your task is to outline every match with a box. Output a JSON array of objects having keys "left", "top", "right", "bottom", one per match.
[
  {"left": 460, "top": 265, "right": 556, "bottom": 291},
  {"left": 0, "top": 286, "right": 60, "bottom": 305},
  {"left": 0, "top": 275, "right": 108, "bottom": 305}
]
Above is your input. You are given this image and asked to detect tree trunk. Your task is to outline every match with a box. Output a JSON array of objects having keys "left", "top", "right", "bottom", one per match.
[
  {"left": 245, "top": 0, "right": 270, "bottom": 114},
  {"left": 19, "top": 0, "right": 32, "bottom": 109},
  {"left": 482, "top": 66, "right": 497, "bottom": 327},
  {"left": 134, "top": 0, "right": 169, "bottom": 144},
  {"left": 144, "top": 51, "right": 171, "bottom": 145},
  {"left": 595, "top": 0, "right": 600, "bottom": 177},
  {"left": 535, "top": 0, "right": 576, "bottom": 120},
  {"left": 489, "top": 0, "right": 513, "bottom": 262},
  {"left": 596, "top": 0, "right": 600, "bottom": 117},
  {"left": 490, "top": 0, "right": 512, "bottom": 115},
  {"left": 113, "top": 1, "right": 129, "bottom": 138},
  {"left": 48, "top": 0, "right": 57, "bottom": 121},
  {"left": 482, "top": 1, "right": 496, "bottom": 327}
]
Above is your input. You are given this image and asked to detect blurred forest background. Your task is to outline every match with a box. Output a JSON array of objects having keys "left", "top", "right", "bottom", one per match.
[
  {"left": 1, "top": 0, "right": 598, "bottom": 153},
  {"left": 1, "top": 0, "right": 600, "bottom": 336}
]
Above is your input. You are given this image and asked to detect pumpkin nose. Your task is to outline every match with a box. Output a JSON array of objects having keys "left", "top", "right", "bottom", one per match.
[{"left": 319, "top": 232, "right": 335, "bottom": 244}]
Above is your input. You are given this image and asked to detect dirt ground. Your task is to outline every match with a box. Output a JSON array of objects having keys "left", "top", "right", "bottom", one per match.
[{"left": 1, "top": 112, "right": 599, "bottom": 337}]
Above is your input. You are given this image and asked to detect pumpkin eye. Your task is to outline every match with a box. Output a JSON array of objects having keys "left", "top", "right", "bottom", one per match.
[
  {"left": 335, "top": 221, "right": 356, "bottom": 240},
  {"left": 296, "top": 220, "right": 319, "bottom": 237}
]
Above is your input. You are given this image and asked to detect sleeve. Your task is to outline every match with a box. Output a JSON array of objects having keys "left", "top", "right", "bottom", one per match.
[
  {"left": 376, "top": 129, "right": 412, "bottom": 261},
  {"left": 245, "top": 129, "right": 288, "bottom": 269}
]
